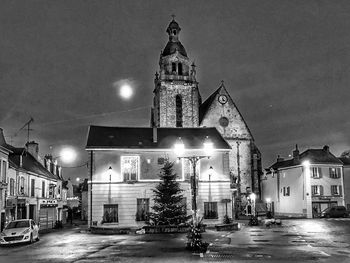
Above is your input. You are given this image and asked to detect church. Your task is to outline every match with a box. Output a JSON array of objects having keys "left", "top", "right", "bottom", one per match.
[{"left": 86, "top": 18, "right": 262, "bottom": 227}]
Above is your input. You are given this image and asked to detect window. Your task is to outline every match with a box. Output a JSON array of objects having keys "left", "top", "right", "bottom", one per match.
[
  {"left": 329, "top": 168, "right": 341, "bottom": 179},
  {"left": 172, "top": 62, "right": 176, "bottom": 73},
  {"left": 136, "top": 198, "right": 149, "bottom": 221},
  {"left": 49, "top": 184, "right": 55, "bottom": 198},
  {"left": 19, "top": 177, "right": 25, "bottom": 195},
  {"left": 103, "top": 204, "right": 118, "bottom": 223},
  {"left": 283, "top": 186, "right": 290, "bottom": 196},
  {"left": 178, "top": 63, "right": 183, "bottom": 75},
  {"left": 42, "top": 181, "right": 45, "bottom": 198},
  {"left": 9, "top": 178, "right": 15, "bottom": 196},
  {"left": 1, "top": 160, "right": 7, "bottom": 183},
  {"left": 331, "top": 185, "right": 342, "bottom": 196},
  {"left": 311, "top": 185, "right": 323, "bottom": 196},
  {"left": 31, "top": 179, "right": 35, "bottom": 197},
  {"left": 121, "top": 156, "right": 139, "bottom": 181},
  {"left": 176, "top": 95, "right": 183, "bottom": 127},
  {"left": 311, "top": 167, "right": 322, "bottom": 178},
  {"left": 204, "top": 202, "right": 218, "bottom": 219}
]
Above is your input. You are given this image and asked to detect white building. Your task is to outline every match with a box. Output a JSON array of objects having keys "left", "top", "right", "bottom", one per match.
[
  {"left": 0, "top": 128, "right": 11, "bottom": 231},
  {"left": 262, "top": 145, "right": 344, "bottom": 218},
  {"left": 5, "top": 140, "right": 65, "bottom": 230},
  {"left": 86, "top": 18, "right": 262, "bottom": 228}
]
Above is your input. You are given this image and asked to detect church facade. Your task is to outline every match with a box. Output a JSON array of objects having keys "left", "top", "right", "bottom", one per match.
[{"left": 86, "top": 19, "right": 262, "bottom": 227}]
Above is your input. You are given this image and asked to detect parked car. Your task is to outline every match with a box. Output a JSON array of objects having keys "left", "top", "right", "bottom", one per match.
[
  {"left": 0, "top": 219, "right": 40, "bottom": 245},
  {"left": 320, "top": 206, "right": 349, "bottom": 218}
]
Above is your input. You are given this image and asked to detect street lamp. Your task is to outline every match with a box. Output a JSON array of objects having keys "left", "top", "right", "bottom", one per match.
[
  {"left": 249, "top": 193, "right": 256, "bottom": 216},
  {"left": 174, "top": 136, "right": 214, "bottom": 224}
]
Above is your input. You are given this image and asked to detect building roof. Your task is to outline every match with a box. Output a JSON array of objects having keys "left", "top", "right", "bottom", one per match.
[
  {"left": 162, "top": 41, "right": 187, "bottom": 57},
  {"left": 9, "top": 147, "right": 60, "bottom": 181},
  {"left": 86, "top": 126, "right": 231, "bottom": 150},
  {"left": 267, "top": 146, "right": 343, "bottom": 171},
  {"left": 339, "top": 157, "right": 350, "bottom": 166}
]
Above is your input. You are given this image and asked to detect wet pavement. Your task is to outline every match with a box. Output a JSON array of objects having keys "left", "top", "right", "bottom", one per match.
[{"left": 0, "top": 219, "right": 349, "bottom": 262}]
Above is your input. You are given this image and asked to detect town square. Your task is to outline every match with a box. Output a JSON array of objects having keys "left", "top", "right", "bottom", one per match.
[{"left": 0, "top": 1, "right": 350, "bottom": 262}]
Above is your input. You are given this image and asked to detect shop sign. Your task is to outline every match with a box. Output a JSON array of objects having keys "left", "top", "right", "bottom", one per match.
[{"left": 40, "top": 199, "right": 58, "bottom": 208}]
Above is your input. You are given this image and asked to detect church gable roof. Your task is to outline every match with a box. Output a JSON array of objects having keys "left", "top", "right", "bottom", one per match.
[{"left": 199, "top": 82, "right": 254, "bottom": 140}]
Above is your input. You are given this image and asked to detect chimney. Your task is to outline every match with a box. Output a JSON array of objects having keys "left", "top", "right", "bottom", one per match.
[
  {"left": 277, "top": 155, "right": 284, "bottom": 162},
  {"left": 293, "top": 144, "right": 299, "bottom": 161},
  {"left": 0, "top": 127, "right": 7, "bottom": 147},
  {"left": 323, "top": 145, "right": 330, "bottom": 153},
  {"left": 153, "top": 126, "right": 158, "bottom": 143},
  {"left": 26, "top": 141, "right": 39, "bottom": 160}
]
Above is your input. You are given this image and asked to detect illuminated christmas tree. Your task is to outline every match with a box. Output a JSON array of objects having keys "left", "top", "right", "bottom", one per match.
[{"left": 149, "top": 161, "right": 187, "bottom": 225}]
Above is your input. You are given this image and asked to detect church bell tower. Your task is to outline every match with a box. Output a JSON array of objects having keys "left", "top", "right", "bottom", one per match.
[{"left": 151, "top": 17, "right": 201, "bottom": 128}]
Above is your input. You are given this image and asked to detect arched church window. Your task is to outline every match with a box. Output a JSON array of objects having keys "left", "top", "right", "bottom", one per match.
[
  {"left": 176, "top": 95, "right": 183, "bottom": 127},
  {"left": 172, "top": 63, "right": 176, "bottom": 73},
  {"left": 178, "top": 63, "right": 183, "bottom": 75}
]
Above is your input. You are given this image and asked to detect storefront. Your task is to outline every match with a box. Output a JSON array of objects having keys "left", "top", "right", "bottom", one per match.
[
  {"left": 39, "top": 199, "right": 57, "bottom": 230},
  {"left": 312, "top": 196, "right": 341, "bottom": 217}
]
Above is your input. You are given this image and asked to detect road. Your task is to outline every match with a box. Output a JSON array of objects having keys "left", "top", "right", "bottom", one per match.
[{"left": 0, "top": 219, "right": 349, "bottom": 263}]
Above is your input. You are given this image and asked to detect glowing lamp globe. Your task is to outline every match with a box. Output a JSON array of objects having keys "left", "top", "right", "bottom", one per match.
[
  {"left": 120, "top": 84, "right": 133, "bottom": 99},
  {"left": 60, "top": 148, "right": 77, "bottom": 164}
]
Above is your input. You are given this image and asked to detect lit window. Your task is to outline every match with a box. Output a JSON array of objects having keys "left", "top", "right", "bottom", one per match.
[
  {"left": 329, "top": 168, "right": 341, "bottom": 179},
  {"left": 204, "top": 202, "right": 218, "bottom": 219},
  {"left": 121, "top": 156, "right": 139, "bottom": 182},
  {"left": 311, "top": 167, "right": 322, "bottom": 178},
  {"left": 103, "top": 204, "right": 118, "bottom": 223}
]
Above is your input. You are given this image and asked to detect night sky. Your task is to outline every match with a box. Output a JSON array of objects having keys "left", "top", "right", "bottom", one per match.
[{"left": 1, "top": 0, "right": 349, "bottom": 182}]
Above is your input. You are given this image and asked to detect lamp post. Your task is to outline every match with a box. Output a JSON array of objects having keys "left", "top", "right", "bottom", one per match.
[
  {"left": 208, "top": 166, "right": 213, "bottom": 202},
  {"left": 250, "top": 193, "right": 256, "bottom": 216},
  {"left": 174, "top": 136, "right": 214, "bottom": 224}
]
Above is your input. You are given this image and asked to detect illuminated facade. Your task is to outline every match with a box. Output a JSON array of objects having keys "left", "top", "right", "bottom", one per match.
[
  {"left": 87, "top": 18, "right": 262, "bottom": 227},
  {"left": 263, "top": 145, "right": 345, "bottom": 218}
]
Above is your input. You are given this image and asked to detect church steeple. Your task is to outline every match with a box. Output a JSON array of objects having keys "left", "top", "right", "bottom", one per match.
[
  {"left": 166, "top": 15, "right": 181, "bottom": 42},
  {"left": 151, "top": 17, "right": 201, "bottom": 128}
]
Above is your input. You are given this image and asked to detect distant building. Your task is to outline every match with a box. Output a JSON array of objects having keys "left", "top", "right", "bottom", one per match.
[
  {"left": 0, "top": 128, "right": 11, "bottom": 231},
  {"left": 262, "top": 145, "right": 345, "bottom": 218},
  {"left": 87, "top": 18, "right": 261, "bottom": 227},
  {"left": 0, "top": 128, "right": 65, "bottom": 230},
  {"left": 339, "top": 157, "right": 350, "bottom": 211}
]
